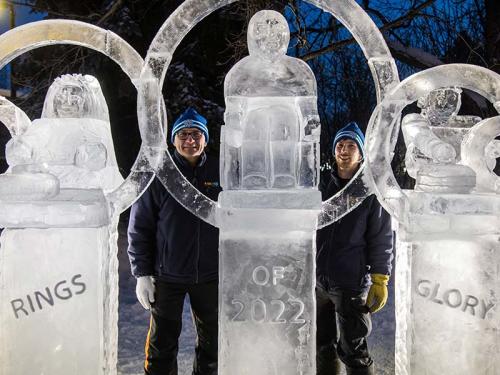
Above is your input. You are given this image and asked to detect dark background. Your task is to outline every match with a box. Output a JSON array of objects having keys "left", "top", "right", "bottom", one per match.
[{"left": 0, "top": 0, "right": 498, "bottom": 188}]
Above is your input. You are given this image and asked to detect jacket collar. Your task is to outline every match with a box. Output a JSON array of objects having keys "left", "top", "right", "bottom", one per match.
[
  {"left": 172, "top": 149, "right": 207, "bottom": 171},
  {"left": 330, "top": 166, "right": 351, "bottom": 190}
]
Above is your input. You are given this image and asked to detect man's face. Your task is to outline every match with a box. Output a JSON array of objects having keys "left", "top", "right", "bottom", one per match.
[
  {"left": 335, "top": 139, "right": 362, "bottom": 174},
  {"left": 173, "top": 127, "right": 206, "bottom": 163},
  {"left": 53, "top": 85, "right": 85, "bottom": 118}
]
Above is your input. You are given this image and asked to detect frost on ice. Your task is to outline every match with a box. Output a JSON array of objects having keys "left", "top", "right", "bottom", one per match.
[
  {"left": 365, "top": 65, "right": 500, "bottom": 375},
  {"left": 218, "top": 10, "right": 321, "bottom": 375},
  {"left": 0, "top": 74, "right": 123, "bottom": 375},
  {"left": 3, "top": 74, "right": 123, "bottom": 196}
]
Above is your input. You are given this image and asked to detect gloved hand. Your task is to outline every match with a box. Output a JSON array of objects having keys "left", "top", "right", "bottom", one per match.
[
  {"left": 136, "top": 276, "right": 155, "bottom": 310},
  {"left": 367, "top": 273, "right": 389, "bottom": 313}
]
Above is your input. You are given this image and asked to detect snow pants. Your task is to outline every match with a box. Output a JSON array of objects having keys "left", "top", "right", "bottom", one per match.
[
  {"left": 144, "top": 280, "right": 218, "bottom": 375},
  {"left": 316, "top": 286, "right": 373, "bottom": 374}
]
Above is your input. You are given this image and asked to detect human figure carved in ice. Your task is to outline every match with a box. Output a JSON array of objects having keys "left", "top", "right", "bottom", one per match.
[
  {"left": 2, "top": 74, "right": 123, "bottom": 200},
  {"left": 402, "top": 87, "right": 481, "bottom": 193},
  {"left": 221, "top": 10, "right": 320, "bottom": 190}
]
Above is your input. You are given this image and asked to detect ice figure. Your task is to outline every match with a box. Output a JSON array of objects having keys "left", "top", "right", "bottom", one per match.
[
  {"left": 217, "top": 10, "right": 321, "bottom": 375},
  {"left": 0, "top": 74, "right": 124, "bottom": 375},
  {"left": 402, "top": 87, "right": 481, "bottom": 193},
  {"left": 221, "top": 10, "right": 320, "bottom": 190},
  {"left": 3, "top": 74, "right": 122, "bottom": 194},
  {"left": 364, "top": 64, "right": 500, "bottom": 375}
]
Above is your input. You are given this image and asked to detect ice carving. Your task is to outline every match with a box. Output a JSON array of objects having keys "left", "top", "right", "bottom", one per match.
[
  {"left": 136, "top": 1, "right": 399, "bottom": 374},
  {"left": 402, "top": 87, "right": 482, "bottom": 193},
  {"left": 462, "top": 116, "right": 500, "bottom": 193},
  {"left": 139, "top": 0, "right": 399, "bottom": 229},
  {"left": 3, "top": 74, "right": 122, "bottom": 194},
  {"left": 365, "top": 64, "right": 500, "bottom": 375},
  {"left": 217, "top": 10, "right": 321, "bottom": 374},
  {"left": 0, "top": 20, "right": 149, "bottom": 375},
  {"left": 221, "top": 10, "right": 320, "bottom": 190}
]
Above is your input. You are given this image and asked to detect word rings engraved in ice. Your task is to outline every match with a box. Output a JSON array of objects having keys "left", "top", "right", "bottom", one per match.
[
  {"left": 0, "top": 20, "right": 149, "bottom": 375},
  {"left": 10, "top": 274, "right": 87, "bottom": 319}
]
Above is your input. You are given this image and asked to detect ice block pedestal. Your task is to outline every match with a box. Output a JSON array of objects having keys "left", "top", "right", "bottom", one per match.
[
  {"left": 218, "top": 190, "right": 321, "bottom": 375},
  {"left": 395, "top": 191, "right": 500, "bottom": 375},
  {"left": 0, "top": 189, "right": 118, "bottom": 375}
]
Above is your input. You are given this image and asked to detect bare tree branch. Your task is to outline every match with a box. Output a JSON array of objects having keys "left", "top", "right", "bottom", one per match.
[
  {"left": 300, "top": 0, "right": 436, "bottom": 62},
  {"left": 96, "top": 0, "right": 124, "bottom": 25}
]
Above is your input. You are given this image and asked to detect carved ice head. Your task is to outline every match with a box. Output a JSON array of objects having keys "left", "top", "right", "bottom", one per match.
[
  {"left": 42, "top": 74, "right": 110, "bottom": 121},
  {"left": 418, "top": 87, "right": 462, "bottom": 126},
  {"left": 247, "top": 10, "right": 290, "bottom": 62}
]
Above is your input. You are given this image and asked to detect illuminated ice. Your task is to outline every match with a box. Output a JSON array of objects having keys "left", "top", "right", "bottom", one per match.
[
  {"left": 365, "top": 64, "right": 500, "bottom": 375},
  {"left": 402, "top": 87, "right": 480, "bottom": 193},
  {"left": 218, "top": 10, "right": 321, "bottom": 375},
  {"left": 4, "top": 74, "right": 122, "bottom": 195},
  {"left": 0, "top": 74, "right": 124, "bottom": 375}
]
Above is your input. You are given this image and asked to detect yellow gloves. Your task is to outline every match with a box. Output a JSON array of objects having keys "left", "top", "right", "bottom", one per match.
[{"left": 367, "top": 273, "right": 390, "bottom": 313}]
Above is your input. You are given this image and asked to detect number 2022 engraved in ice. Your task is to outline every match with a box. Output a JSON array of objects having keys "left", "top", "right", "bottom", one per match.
[{"left": 231, "top": 265, "right": 306, "bottom": 324}]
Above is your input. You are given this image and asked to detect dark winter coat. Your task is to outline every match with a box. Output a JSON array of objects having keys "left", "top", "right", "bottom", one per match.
[
  {"left": 127, "top": 150, "right": 221, "bottom": 284},
  {"left": 316, "top": 167, "right": 393, "bottom": 291}
]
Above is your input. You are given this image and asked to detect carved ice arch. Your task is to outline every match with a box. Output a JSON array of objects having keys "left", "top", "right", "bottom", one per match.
[{"left": 139, "top": 0, "right": 400, "bottom": 228}]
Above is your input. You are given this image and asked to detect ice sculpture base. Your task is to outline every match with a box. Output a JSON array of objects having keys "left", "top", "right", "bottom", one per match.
[
  {"left": 395, "top": 191, "right": 500, "bottom": 375},
  {"left": 0, "top": 188, "right": 109, "bottom": 228},
  {"left": 218, "top": 190, "right": 320, "bottom": 375},
  {"left": 0, "top": 226, "right": 113, "bottom": 375}
]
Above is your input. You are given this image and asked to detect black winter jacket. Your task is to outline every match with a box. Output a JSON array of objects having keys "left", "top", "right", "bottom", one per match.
[
  {"left": 127, "top": 150, "right": 221, "bottom": 284},
  {"left": 316, "top": 167, "right": 393, "bottom": 291}
]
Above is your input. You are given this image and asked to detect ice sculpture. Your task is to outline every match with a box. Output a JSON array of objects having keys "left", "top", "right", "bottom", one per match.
[
  {"left": 216, "top": 10, "right": 321, "bottom": 374},
  {"left": 137, "top": 1, "right": 398, "bottom": 374},
  {"left": 0, "top": 74, "right": 123, "bottom": 375},
  {"left": 402, "top": 87, "right": 481, "bottom": 193},
  {"left": 0, "top": 20, "right": 149, "bottom": 375},
  {"left": 4, "top": 74, "right": 122, "bottom": 192},
  {"left": 365, "top": 64, "right": 500, "bottom": 375}
]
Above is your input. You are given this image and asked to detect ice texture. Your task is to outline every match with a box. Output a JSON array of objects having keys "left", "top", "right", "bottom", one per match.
[
  {"left": 3, "top": 74, "right": 123, "bottom": 193},
  {"left": 0, "top": 75, "right": 124, "bottom": 375},
  {"left": 139, "top": 0, "right": 399, "bottom": 229},
  {"left": 365, "top": 64, "right": 500, "bottom": 375},
  {"left": 0, "top": 227, "right": 110, "bottom": 375},
  {"left": 0, "top": 19, "right": 153, "bottom": 375},
  {"left": 395, "top": 191, "right": 500, "bottom": 375},
  {"left": 462, "top": 116, "right": 500, "bottom": 193},
  {"left": 217, "top": 10, "right": 321, "bottom": 375},
  {"left": 402, "top": 87, "right": 481, "bottom": 193}
]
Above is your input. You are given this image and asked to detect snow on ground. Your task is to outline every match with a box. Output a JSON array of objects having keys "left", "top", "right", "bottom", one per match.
[{"left": 117, "top": 222, "right": 395, "bottom": 375}]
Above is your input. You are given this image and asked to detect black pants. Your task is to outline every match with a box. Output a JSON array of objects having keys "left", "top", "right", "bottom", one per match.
[
  {"left": 144, "top": 280, "right": 218, "bottom": 375},
  {"left": 316, "top": 286, "right": 373, "bottom": 374}
]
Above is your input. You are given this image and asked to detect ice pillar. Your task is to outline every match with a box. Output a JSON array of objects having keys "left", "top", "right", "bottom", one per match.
[
  {"left": 218, "top": 10, "right": 321, "bottom": 374},
  {"left": 0, "top": 74, "right": 123, "bottom": 375},
  {"left": 395, "top": 192, "right": 500, "bottom": 375},
  {"left": 0, "top": 194, "right": 116, "bottom": 375},
  {"left": 395, "top": 88, "right": 500, "bottom": 375}
]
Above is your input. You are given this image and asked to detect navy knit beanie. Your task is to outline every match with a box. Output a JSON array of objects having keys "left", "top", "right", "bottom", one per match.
[
  {"left": 170, "top": 107, "right": 209, "bottom": 144},
  {"left": 332, "top": 122, "right": 365, "bottom": 158}
]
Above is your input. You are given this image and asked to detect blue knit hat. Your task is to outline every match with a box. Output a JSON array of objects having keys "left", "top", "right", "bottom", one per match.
[
  {"left": 333, "top": 122, "right": 365, "bottom": 158},
  {"left": 170, "top": 107, "right": 209, "bottom": 144}
]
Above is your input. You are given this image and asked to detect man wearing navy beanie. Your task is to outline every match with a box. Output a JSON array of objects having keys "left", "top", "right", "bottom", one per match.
[
  {"left": 316, "top": 122, "right": 393, "bottom": 375},
  {"left": 128, "top": 107, "right": 221, "bottom": 375}
]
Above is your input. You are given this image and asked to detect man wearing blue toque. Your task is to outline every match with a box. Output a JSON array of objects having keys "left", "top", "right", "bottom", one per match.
[
  {"left": 316, "top": 122, "right": 393, "bottom": 375},
  {"left": 128, "top": 107, "right": 221, "bottom": 375}
]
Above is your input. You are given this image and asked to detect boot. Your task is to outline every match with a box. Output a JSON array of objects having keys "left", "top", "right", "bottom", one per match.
[
  {"left": 316, "top": 344, "right": 342, "bottom": 375},
  {"left": 345, "top": 362, "right": 375, "bottom": 375}
]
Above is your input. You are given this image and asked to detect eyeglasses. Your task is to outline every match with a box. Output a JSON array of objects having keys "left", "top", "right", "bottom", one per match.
[{"left": 176, "top": 130, "right": 203, "bottom": 141}]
